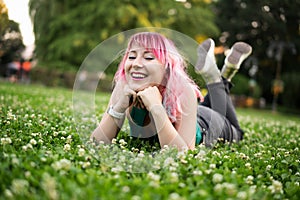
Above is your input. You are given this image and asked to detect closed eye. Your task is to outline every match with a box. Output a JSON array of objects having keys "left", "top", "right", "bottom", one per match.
[
  {"left": 128, "top": 56, "right": 136, "bottom": 60},
  {"left": 145, "top": 57, "right": 154, "bottom": 60}
]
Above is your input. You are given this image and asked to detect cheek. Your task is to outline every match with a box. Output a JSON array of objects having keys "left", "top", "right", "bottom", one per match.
[
  {"left": 124, "top": 61, "right": 131, "bottom": 73},
  {"left": 154, "top": 66, "right": 166, "bottom": 82}
]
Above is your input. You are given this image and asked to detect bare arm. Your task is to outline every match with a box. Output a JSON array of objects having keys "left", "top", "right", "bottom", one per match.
[
  {"left": 90, "top": 81, "right": 136, "bottom": 143},
  {"left": 137, "top": 85, "right": 197, "bottom": 150}
]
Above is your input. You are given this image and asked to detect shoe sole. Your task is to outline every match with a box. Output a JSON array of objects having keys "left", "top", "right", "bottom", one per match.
[
  {"left": 195, "top": 38, "right": 214, "bottom": 72},
  {"left": 227, "top": 42, "right": 252, "bottom": 66}
]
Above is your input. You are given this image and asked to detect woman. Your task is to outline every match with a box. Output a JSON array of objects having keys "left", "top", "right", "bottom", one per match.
[{"left": 91, "top": 32, "right": 252, "bottom": 150}]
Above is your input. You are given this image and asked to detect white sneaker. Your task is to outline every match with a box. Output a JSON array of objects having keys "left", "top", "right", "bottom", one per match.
[
  {"left": 195, "top": 38, "right": 215, "bottom": 73},
  {"left": 221, "top": 42, "right": 252, "bottom": 81}
]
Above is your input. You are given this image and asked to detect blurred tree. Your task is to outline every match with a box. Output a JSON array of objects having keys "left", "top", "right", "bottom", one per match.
[
  {"left": 29, "top": 0, "right": 219, "bottom": 71},
  {"left": 0, "top": 0, "right": 24, "bottom": 65},
  {"left": 213, "top": 0, "right": 300, "bottom": 109}
]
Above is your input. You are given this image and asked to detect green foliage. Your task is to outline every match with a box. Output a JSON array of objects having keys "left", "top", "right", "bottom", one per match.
[
  {"left": 212, "top": 0, "right": 300, "bottom": 108},
  {"left": 1, "top": 83, "right": 300, "bottom": 199},
  {"left": 281, "top": 72, "right": 300, "bottom": 109},
  {"left": 0, "top": 1, "right": 24, "bottom": 64},
  {"left": 231, "top": 74, "right": 262, "bottom": 98},
  {"left": 29, "top": 0, "right": 219, "bottom": 70}
]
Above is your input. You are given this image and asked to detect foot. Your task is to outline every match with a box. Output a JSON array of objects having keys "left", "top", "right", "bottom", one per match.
[
  {"left": 221, "top": 42, "right": 252, "bottom": 81},
  {"left": 195, "top": 38, "right": 221, "bottom": 84},
  {"left": 195, "top": 38, "right": 215, "bottom": 73}
]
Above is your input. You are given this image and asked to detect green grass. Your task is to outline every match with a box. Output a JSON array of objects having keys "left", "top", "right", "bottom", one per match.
[{"left": 1, "top": 83, "right": 299, "bottom": 200}]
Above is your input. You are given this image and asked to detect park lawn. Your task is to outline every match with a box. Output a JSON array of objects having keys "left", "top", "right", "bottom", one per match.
[{"left": 0, "top": 83, "right": 299, "bottom": 200}]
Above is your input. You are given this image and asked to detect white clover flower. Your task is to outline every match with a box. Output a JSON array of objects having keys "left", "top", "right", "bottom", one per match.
[
  {"left": 4, "top": 189, "right": 13, "bottom": 198},
  {"left": 266, "top": 165, "right": 272, "bottom": 170},
  {"left": 268, "top": 180, "right": 283, "bottom": 194},
  {"left": 169, "top": 192, "right": 181, "bottom": 200},
  {"left": 41, "top": 173, "right": 58, "bottom": 200},
  {"left": 22, "top": 143, "right": 33, "bottom": 151},
  {"left": 223, "top": 182, "right": 237, "bottom": 196},
  {"left": 169, "top": 172, "right": 179, "bottom": 183},
  {"left": 52, "top": 159, "right": 71, "bottom": 171},
  {"left": 24, "top": 171, "right": 31, "bottom": 178},
  {"left": 31, "top": 132, "right": 38, "bottom": 137},
  {"left": 249, "top": 185, "right": 257, "bottom": 195},
  {"left": 66, "top": 135, "right": 72, "bottom": 144},
  {"left": 179, "top": 182, "right": 186, "bottom": 188},
  {"left": 22, "top": 145, "right": 28, "bottom": 151},
  {"left": 169, "top": 166, "right": 177, "bottom": 172},
  {"left": 245, "top": 162, "right": 251, "bottom": 169},
  {"left": 192, "top": 170, "right": 203, "bottom": 176},
  {"left": 138, "top": 153, "right": 145, "bottom": 158},
  {"left": 63, "top": 144, "right": 71, "bottom": 151},
  {"left": 60, "top": 131, "right": 67, "bottom": 135},
  {"left": 11, "top": 179, "right": 29, "bottom": 195},
  {"left": 237, "top": 191, "right": 247, "bottom": 200},
  {"left": 212, "top": 173, "right": 223, "bottom": 183},
  {"left": 111, "top": 138, "right": 117, "bottom": 144},
  {"left": 149, "top": 180, "right": 160, "bottom": 188},
  {"left": 7, "top": 111, "right": 16, "bottom": 120},
  {"left": 147, "top": 172, "right": 160, "bottom": 182},
  {"left": 153, "top": 160, "right": 161, "bottom": 170},
  {"left": 214, "top": 183, "right": 223, "bottom": 193},
  {"left": 209, "top": 163, "right": 216, "bottom": 169},
  {"left": 11, "top": 157, "right": 19, "bottom": 165},
  {"left": 78, "top": 148, "right": 85, "bottom": 157},
  {"left": 131, "top": 195, "right": 141, "bottom": 200},
  {"left": 271, "top": 157, "right": 275, "bottom": 160},
  {"left": 82, "top": 161, "right": 91, "bottom": 169},
  {"left": 1, "top": 137, "right": 12, "bottom": 145},
  {"left": 111, "top": 166, "right": 123, "bottom": 173},
  {"left": 164, "top": 157, "right": 175, "bottom": 167},
  {"left": 30, "top": 139, "right": 37, "bottom": 145},
  {"left": 122, "top": 186, "right": 130, "bottom": 193},
  {"left": 195, "top": 149, "right": 206, "bottom": 159},
  {"left": 246, "top": 175, "right": 254, "bottom": 184},
  {"left": 212, "top": 151, "right": 221, "bottom": 157},
  {"left": 119, "top": 139, "right": 127, "bottom": 146}
]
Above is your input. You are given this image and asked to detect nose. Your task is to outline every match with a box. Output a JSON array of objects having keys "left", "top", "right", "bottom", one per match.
[{"left": 132, "top": 57, "right": 144, "bottom": 68}]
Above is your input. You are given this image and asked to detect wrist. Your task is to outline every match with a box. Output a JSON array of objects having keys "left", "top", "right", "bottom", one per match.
[
  {"left": 149, "top": 104, "right": 164, "bottom": 113},
  {"left": 149, "top": 104, "right": 168, "bottom": 133},
  {"left": 107, "top": 105, "right": 125, "bottom": 119},
  {"left": 113, "top": 103, "right": 127, "bottom": 113}
]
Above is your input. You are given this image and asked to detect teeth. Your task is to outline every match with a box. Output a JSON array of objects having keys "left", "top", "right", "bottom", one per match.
[{"left": 132, "top": 73, "right": 146, "bottom": 78}]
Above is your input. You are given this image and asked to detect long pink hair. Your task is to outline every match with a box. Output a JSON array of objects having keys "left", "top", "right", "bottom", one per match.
[{"left": 114, "top": 32, "right": 202, "bottom": 122}]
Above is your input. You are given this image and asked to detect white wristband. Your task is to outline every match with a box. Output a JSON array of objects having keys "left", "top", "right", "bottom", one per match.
[{"left": 107, "top": 106, "right": 125, "bottom": 119}]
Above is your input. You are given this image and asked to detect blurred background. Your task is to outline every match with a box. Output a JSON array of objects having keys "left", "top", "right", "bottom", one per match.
[{"left": 0, "top": 0, "right": 299, "bottom": 113}]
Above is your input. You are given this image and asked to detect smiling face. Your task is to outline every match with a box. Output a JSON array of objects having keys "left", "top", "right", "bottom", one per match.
[{"left": 124, "top": 43, "right": 166, "bottom": 91}]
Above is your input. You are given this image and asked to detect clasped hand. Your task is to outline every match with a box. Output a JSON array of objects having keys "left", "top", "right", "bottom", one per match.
[{"left": 113, "top": 84, "right": 162, "bottom": 113}]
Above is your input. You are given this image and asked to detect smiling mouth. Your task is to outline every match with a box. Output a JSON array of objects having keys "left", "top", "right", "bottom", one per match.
[{"left": 131, "top": 72, "right": 147, "bottom": 79}]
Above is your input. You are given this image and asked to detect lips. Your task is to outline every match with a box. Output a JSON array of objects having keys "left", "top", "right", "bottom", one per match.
[{"left": 131, "top": 72, "right": 147, "bottom": 79}]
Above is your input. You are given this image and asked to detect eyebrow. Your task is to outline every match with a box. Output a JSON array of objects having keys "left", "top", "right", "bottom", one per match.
[{"left": 128, "top": 50, "right": 152, "bottom": 54}]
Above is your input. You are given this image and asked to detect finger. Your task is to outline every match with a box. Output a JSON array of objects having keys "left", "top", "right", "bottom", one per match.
[{"left": 137, "top": 97, "right": 145, "bottom": 109}]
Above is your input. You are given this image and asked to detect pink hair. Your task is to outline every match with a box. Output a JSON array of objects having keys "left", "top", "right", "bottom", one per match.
[{"left": 114, "top": 32, "right": 202, "bottom": 123}]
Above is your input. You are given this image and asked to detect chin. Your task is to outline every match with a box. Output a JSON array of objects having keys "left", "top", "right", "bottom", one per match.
[{"left": 128, "top": 82, "right": 149, "bottom": 91}]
